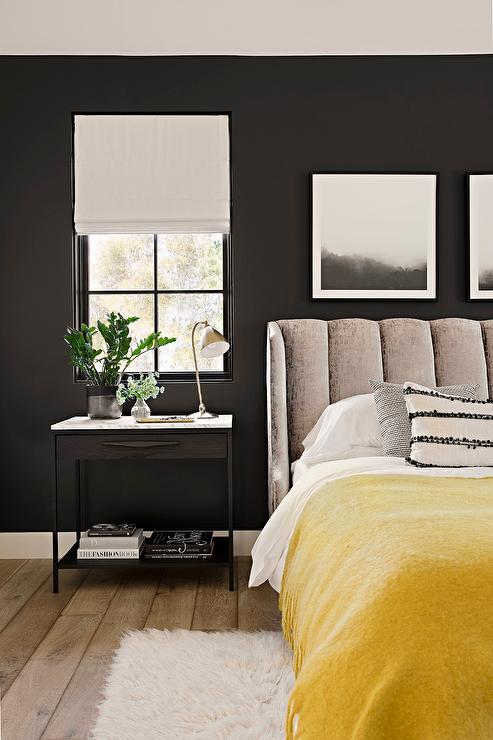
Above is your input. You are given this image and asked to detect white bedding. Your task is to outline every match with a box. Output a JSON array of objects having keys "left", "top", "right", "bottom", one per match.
[{"left": 250, "top": 456, "right": 493, "bottom": 592}]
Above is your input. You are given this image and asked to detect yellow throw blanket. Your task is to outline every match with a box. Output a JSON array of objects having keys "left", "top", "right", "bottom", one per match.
[{"left": 280, "top": 474, "right": 493, "bottom": 739}]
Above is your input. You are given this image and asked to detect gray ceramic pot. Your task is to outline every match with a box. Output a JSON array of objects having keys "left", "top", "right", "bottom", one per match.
[{"left": 87, "top": 386, "right": 122, "bottom": 419}]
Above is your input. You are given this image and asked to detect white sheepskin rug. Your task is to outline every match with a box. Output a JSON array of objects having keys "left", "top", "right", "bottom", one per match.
[{"left": 92, "top": 629, "right": 294, "bottom": 740}]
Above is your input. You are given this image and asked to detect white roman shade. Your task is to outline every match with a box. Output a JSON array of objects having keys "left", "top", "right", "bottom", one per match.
[{"left": 74, "top": 114, "right": 230, "bottom": 235}]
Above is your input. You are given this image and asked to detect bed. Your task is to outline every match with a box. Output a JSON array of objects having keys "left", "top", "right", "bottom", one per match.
[{"left": 251, "top": 318, "right": 493, "bottom": 739}]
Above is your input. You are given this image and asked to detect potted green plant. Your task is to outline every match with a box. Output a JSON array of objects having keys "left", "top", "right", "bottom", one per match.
[
  {"left": 116, "top": 372, "right": 165, "bottom": 421},
  {"left": 64, "top": 312, "right": 175, "bottom": 419}
]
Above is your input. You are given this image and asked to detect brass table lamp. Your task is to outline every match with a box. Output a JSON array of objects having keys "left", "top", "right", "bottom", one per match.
[{"left": 190, "top": 320, "right": 229, "bottom": 418}]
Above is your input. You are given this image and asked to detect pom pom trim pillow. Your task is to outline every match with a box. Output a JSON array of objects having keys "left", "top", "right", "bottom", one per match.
[
  {"left": 404, "top": 382, "right": 493, "bottom": 467},
  {"left": 369, "top": 380, "right": 480, "bottom": 458}
]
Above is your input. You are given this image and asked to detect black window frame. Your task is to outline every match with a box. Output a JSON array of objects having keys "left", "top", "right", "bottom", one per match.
[{"left": 73, "top": 232, "right": 233, "bottom": 383}]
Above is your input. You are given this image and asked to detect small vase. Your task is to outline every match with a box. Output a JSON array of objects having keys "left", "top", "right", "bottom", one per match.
[{"left": 131, "top": 398, "right": 151, "bottom": 422}]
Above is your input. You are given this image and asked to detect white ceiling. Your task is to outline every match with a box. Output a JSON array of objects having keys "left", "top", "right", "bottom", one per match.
[{"left": 0, "top": 0, "right": 491, "bottom": 56}]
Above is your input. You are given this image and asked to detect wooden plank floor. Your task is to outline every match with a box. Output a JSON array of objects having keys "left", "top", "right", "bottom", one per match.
[{"left": 0, "top": 557, "right": 281, "bottom": 740}]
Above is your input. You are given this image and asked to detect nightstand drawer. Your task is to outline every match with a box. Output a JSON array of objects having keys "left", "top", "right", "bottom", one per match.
[{"left": 57, "top": 433, "right": 228, "bottom": 460}]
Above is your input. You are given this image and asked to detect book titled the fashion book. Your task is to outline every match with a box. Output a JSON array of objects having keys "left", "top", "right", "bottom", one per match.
[
  {"left": 144, "top": 530, "right": 214, "bottom": 555},
  {"left": 77, "top": 546, "right": 143, "bottom": 559}
]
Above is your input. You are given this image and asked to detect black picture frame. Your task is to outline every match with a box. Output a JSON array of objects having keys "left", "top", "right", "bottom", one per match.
[
  {"left": 310, "top": 172, "right": 438, "bottom": 301},
  {"left": 467, "top": 172, "right": 493, "bottom": 302}
]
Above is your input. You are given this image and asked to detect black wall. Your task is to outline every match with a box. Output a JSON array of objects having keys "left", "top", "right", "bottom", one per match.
[{"left": 1, "top": 55, "right": 493, "bottom": 532}]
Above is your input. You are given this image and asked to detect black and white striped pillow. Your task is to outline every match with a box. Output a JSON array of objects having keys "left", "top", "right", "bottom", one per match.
[
  {"left": 404, "top": 382, "right": 493, "bottom": 467},
  {"left": 369, "top": 380, "right": 480, "bottom": 457}
]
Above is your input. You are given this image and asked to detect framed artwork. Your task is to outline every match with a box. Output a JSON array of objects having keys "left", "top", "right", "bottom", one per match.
[
  {"left": 468, "top": 173, "right": 493, "bottom": 300},
  {"left": 311, "top": 173, "right": 437, "bottom": 300}
]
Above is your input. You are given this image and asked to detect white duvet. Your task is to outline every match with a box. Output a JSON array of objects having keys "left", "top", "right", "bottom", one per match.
[{"left": 249, "top": 456, "right": 493, "bottom": 592}]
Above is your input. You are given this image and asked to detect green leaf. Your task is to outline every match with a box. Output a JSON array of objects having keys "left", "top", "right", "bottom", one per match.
[{"left": 65, "top": 311, "right": 176, "bottom": 383}]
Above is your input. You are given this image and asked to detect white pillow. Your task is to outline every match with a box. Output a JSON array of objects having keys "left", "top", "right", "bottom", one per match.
[{"left": 292, "top": 394, "right": 384, "bottom": 480}]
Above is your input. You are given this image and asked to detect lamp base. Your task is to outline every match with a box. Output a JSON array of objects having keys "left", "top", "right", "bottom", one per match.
[{"left": 188, "top": 411, "right": 220, "bottom": 419}]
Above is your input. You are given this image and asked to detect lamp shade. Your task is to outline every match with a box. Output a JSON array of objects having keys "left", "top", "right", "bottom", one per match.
[{"left": 200, "top": 326, "right": 230, "bottom": 358}]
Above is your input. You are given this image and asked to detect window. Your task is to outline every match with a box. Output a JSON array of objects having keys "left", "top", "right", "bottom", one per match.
[
  {"left": 76, "top": 232, "right": 232, "bottom": 380},
  {"left": 72, "top": 113, "right": 231, "bottom": 380}
]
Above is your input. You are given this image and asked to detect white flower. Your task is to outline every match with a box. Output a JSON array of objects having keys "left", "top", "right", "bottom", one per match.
[{"left": 117, "top": 373, "right": 164, "bottom": 402}]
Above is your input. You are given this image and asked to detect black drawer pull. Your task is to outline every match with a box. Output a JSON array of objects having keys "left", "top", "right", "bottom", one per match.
[{"left": 102, "top": 441, "right": 181, "bottom": 449}]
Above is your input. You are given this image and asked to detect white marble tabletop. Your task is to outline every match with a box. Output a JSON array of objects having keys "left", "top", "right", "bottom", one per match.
[{"left": 51, "top": 415, "right": 233, "bottom": 431}]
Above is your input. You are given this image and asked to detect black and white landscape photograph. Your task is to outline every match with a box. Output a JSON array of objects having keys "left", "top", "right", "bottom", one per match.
[
  {"left": 311, "top": 173, "right": 437, "bottom": 299},
  {"left": 469, "top": 174, "right": 493, "bottom": 299}
]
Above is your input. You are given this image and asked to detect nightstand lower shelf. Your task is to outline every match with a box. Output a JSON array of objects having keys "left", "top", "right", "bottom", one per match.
[{"left": 60, "top": 536, "right": 231, "bottom": 569}]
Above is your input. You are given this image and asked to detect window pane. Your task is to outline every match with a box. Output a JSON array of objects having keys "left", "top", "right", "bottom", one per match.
[
  {"left": 89, "top": 294, "right": 155, "bottom": 372},
  {"left": 158, "top": 293, "right": 224, "bottom": 372},
  {"left": 88, "top": 234, "right": 154, "bottom": 290},
  {"left": 157, "top": 234, "right": 223, "bottom": 290}
]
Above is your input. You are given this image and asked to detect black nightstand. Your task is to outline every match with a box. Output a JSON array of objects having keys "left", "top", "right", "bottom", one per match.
[{"left": 50, "top": 415, "right": 234, "bottom": 593}]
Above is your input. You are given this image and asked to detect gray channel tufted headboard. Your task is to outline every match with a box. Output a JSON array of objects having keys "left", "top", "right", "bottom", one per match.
[{"left": 267, "top": 318, "right": 493, "bottom": 513}]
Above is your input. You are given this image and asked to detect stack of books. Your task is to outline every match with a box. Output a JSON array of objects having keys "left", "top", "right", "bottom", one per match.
[
  {"left": 144, "top": 531, "right": 214, "bottom": 560},
  {"left": 77, "top": 524, "right": 144, "bottom": 559}
]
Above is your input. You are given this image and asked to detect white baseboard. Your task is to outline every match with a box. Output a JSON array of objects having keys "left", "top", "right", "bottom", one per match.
[
  {"left": 0, "top": 531, "right": 261, "bottom": 559},
  {"left": 0, "top": 532, "right": 78, "bottom": 559}
]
